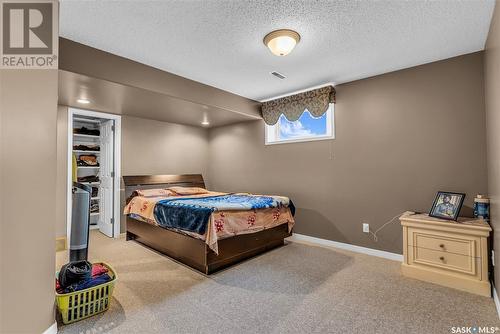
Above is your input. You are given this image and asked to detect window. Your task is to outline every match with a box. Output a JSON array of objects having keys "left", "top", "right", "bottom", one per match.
[{"left": 265, "top": 104, "right": 335, "bottom": 145}]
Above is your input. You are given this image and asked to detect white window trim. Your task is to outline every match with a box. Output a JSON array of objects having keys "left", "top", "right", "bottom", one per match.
[{"left": 265, "top": 104, "right": 335, "bottom": 145}]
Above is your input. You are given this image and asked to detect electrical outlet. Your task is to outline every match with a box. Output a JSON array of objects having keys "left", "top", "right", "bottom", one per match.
[{"left": 363, "top": 223, "right": 370, "bottom": 233}]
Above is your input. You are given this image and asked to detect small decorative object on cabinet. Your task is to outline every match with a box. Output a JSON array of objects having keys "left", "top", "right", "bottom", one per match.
[
  {"left": 473, "top": 194, "right": 490, "bottom": 222},
  {"left": 400, "top": 213, "right": 491, "bottom": 297},
  {"left": 429, "top": 191, "right": 465, "bottom": 221}
]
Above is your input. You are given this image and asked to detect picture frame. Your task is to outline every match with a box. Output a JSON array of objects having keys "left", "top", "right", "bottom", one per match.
[{"left": 429, "top": 191, "right": 465, "bottom": 221}]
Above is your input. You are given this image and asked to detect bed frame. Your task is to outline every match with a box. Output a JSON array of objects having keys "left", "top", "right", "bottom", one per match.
[{"left": 123, "top": 174, "right": 292, "bottom": 274}]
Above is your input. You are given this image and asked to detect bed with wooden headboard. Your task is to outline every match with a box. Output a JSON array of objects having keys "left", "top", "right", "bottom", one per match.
[{"left": 122, "top": 174, "right": 292, "bottom": 274}]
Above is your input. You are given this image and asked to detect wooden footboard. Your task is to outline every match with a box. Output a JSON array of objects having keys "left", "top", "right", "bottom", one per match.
[
  {"left": 206, "top": 223, "right": 289, "bottom": 273},
  {"left": 126, "top": 216, "right": 290, "bottom": 274}
]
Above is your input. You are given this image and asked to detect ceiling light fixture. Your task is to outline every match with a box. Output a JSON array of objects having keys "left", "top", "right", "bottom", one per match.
[
  {"left": 263, "top": 29, "right": 300, "bottom": 56},
  {"left": 201, "top": 121, "right": 210, "bottom": 126},
  {"left": 77, "top": 98, "right": 90, "bottom": 104}
]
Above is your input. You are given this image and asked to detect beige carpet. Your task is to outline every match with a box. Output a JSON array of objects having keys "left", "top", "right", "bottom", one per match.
[{"left": 56, "top": 231, "right": 500, "bottom": 334}]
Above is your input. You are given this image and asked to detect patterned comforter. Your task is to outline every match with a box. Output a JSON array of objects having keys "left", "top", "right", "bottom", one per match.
[
  {"left": 124, "top": 189, "right": 295, "bottom": 254},
  {"left": 154, "top": 194, "right": 294, "bottom": 234}
]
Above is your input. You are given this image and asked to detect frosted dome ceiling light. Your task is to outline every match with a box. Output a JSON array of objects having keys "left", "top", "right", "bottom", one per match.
[{"left": 263, "top": 29, "right": 300, "bottom": 56}]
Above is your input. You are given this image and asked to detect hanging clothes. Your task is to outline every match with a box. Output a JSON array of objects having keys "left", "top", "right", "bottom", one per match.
[{"left": 72, "top": 153, "right": 77, "bottom": 182}]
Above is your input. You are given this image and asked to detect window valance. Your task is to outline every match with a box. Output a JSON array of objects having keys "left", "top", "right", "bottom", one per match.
[{"left": 261, "top": 85, "right": 336, "bottom": 125}]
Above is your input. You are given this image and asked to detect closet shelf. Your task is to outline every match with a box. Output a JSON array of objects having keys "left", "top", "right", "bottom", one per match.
[
  {"left": 77, "top": 166, "right": 100, "bottom": 169},
  {"left": 91, "top": 197, "right": 99, "bottom": 200},
  {"left": 74, "top": 117, "right": 101, "bottom": 124},
  {"left": 73, "top": 133, "right": 100, "bottom": 139},
  {"left": 73, "top": 150, "right": 100, "bottom": 154},
  {"left": 90, "top": 212, "right": 100, "bottom": 216},
  {"left": 80, "top": 181, "right": 100, "bottom": 185}
]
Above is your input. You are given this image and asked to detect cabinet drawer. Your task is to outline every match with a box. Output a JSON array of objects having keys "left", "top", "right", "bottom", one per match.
[
  {"left": 410, "top": 246, "right": 478, "bottom": 275},
  {"left": 407, "top": 228, "right": 478, "bottom": 257}
]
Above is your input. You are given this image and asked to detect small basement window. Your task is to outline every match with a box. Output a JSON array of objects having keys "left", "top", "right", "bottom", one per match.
[{"left": 265, "top": 104, "right": 335, "bottom": 145}]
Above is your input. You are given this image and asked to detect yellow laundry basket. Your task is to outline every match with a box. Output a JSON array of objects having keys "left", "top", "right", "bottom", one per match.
[{"left": 56, "top": 262, "right": 117, "bottom": 325}]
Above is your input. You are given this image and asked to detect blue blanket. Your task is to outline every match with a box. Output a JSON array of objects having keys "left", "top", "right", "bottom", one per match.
[{"left": 153, "top": 194, "right": 294, "bottom": 234}]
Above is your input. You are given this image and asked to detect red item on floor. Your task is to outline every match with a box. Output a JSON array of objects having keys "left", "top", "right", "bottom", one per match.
[{"left": 91, "top": 263, "right": 108, "bottom": 277}]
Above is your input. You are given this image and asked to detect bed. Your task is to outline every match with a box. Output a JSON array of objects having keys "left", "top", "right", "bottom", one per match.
[{"left": 123, "top": 174, "right": 295, "bottom": 274}]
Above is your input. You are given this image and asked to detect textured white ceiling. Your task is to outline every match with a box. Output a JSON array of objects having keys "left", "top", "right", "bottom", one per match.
[{"left": 60, "top": 0, "right": 495, "bottom": 101}]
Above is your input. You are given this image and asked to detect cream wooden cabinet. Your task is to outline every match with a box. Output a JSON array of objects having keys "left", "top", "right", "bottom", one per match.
[{"left": 400, "top": 213, "right": 491, "bottom": 297}]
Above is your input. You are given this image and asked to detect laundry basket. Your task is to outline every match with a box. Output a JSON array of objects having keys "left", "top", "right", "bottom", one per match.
[{"left": 56, "top": 262, "right": 117, "bottom": 324}]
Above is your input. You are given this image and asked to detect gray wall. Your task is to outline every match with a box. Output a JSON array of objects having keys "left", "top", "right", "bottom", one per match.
[
  {"left": 208, "top": 52, "right": 487, "bottom": 254},
  {"left": 121, "top": 116, "right": 208, "bottom": 176},
  {"left": 1, "top": 70, "right": 58, "bottom": 333},
  {"left": 119, "top": 116, "right": 209, "bottom": 232},
  {"left": 56, "top": 110, "right": 209, "bottom": 237},
  {"left": 485, "top": 2, "right": 500, "bottom": 285}
]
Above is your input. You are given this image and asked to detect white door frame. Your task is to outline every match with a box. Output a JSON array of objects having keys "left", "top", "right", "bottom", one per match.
[{"left": 67, "top": 107, "right": 122, "bottom": 240}]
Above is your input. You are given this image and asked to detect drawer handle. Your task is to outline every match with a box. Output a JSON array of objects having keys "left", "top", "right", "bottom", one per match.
[
  {"left": 439, "top": 256, "right": 445, "bottom": 261},
  {"left": 439, "top": 244, "right": 445, "bottom": 248}
]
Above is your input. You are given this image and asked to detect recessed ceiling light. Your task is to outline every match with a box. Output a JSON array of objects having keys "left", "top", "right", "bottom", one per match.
[
  {"left": 77, "top": 98, "right": 90, "bottom": 104},
  {"left": 201, "top": 121, "right": 210, "bottom": 126},
  {"left": 263, "top": 29, "right": 300, "bottom": 56}
]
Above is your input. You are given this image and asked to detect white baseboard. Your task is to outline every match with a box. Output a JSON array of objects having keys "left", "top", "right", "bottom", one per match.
[
  {"left": 42, "top": 322, "right": 57, "bottom": 334},
  {"left": 493, "top": 286, "right": 500, "bottom": 320},
  {"left": 287, "top": 233, "right": 403, "bottom": 262}
]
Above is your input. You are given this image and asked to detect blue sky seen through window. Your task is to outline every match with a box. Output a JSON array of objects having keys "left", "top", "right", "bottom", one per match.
[{"left": 278, "top": 110, "right": 327, "bottom": 139}]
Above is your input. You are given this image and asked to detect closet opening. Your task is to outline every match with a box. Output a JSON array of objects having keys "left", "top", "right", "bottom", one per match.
[{"left": 66, "top": 108, "right": 121, "bottom": 241}]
